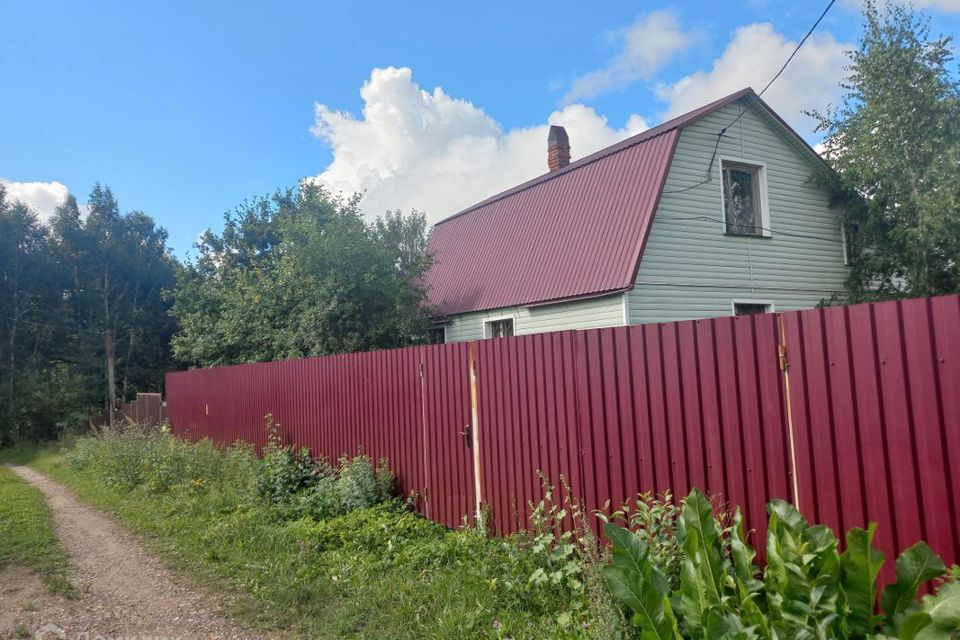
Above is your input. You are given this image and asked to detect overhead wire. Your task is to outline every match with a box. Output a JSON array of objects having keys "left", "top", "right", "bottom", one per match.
[
  {"left": 654, "top": 215, "right": 847, "bottom": 245},
  {"left": 661, "top": 0, "right": 838, "bottom": 195}
]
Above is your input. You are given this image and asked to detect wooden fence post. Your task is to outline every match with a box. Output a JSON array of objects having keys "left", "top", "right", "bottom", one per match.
[{"left": 777, "top": 313, "right": 801, "bottom": 511}]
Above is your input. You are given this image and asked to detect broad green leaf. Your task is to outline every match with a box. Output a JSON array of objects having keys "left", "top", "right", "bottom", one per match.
[
  {"left": 679, "top": 489, "right": 727, "bottom": 604},
  {"left": 602, "top": 523, "right": 680, "bottom": 640},
  {"left": 738, "top": 593, "right": 773, "bottom": 639},
  {"left": 764, "top": 514, "right": 790, "bottom": 622},
  {"left": 603, "top": 566, "right": 679, "bottom": 640},
  {"left": 767, "top": 500, "right": 808, "bottom": 531},
  {"left": 679, "top": 538, "right": 709, "bottom": 638},
  {"left": 897, "top": 611, "right": 933, "bottom": 640},
  {"left": 764, "top": 501, "right": 842, "bottom": 636},
  {"left": 704, "top": 607, "right": 759, "bottom": 640},
  {"left": 841, "top": 524, "right": 885, "bottom": 636},
  {"left": 882, "top": 542, "right": 946, "bottom": 626},
  {"left": 731, "top": 508, "right": 760, "bottom": 588},
  {"left": 915, "top": 580, "right": 960, "bottom": 639}
]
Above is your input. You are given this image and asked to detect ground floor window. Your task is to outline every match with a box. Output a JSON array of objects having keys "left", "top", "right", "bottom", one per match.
[
  {"left": 427, "top": 325, "right": 446, "bottom": 344},
  {"left": 732, "top": 301, "right": 773, "bottom": 316},
  {"left": 485, "top": 317, "right": 514, "bottom": 338}
]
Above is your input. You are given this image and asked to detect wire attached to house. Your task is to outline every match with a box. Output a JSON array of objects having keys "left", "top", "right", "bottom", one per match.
[
  {"left": 661, "top": 0, "right": 838, "bottom": 196},
  {"left": 655, "top": 215, "right": 848, "bottom": 245}
]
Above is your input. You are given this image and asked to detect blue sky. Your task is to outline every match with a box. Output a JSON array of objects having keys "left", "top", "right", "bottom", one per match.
[{"left": 2, "top": 0, "right": 959, "bottom": 256}]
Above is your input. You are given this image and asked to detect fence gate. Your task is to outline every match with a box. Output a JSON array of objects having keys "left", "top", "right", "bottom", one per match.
[{"left": 419, "top": 343, "right": 476, "bottom": 528}]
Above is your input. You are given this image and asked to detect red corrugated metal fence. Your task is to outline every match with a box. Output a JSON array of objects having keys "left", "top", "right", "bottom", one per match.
[{"left": 165, "top": 295, "right": 960, "bottom": 572}]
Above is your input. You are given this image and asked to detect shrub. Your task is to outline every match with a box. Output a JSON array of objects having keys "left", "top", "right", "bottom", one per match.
[
  {"left": 336, "top": 455, "right": 393, "bottom": 511},
  {"left": 256, "top": 444, "right": 325, "bottom": 503},
  {"left": 603, "top": 488, "right": 960, "bottom": 639},
  {"left": 285, "top": 455, "right": 396, "bottom": 520},
  {"left": 599, "top": 490, "right": 685, "bottom": 590},
  {"left": 65, "top": 426, "right": 257, "bottom": 495}
]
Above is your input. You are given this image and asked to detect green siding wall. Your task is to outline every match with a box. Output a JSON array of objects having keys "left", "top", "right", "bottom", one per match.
[
  {"left": 444, "top": 293, "right": 625, "bottom": 342},
  {"left": 628, "top": 100, "right": 847, "bottom": 323},
  {"left": 441, "top": 97, "right": 847, "bottom": 342}
]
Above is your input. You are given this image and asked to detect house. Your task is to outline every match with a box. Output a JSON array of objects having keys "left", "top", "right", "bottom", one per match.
[{"left": 423, "top": 88, "right": 848, "bottom": 343}]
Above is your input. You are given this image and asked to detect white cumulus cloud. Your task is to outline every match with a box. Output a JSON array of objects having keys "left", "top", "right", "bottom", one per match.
[
  {"left": 0, "top": 179, "right": 70, "bottom": 222},
  {"left": 565, "top": 10, "right": 697, "bottom": 103},
  {"left": 308, "top": 67, "right": 649, "bottom": 223},
  {"left": 656, "top": 23, "right": 849, "bottom": 134}
]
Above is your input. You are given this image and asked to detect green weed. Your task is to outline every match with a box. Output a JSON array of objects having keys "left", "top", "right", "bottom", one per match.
[
  {"left": 0, "top": 466, "right": 75, "bottom": 596},
  {"left": 23, "top": 429, "right": 602, "bottom": 638}
]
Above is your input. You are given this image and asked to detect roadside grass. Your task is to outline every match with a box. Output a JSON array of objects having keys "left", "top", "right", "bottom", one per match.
[
  {"left": 18, "top": 433, "right": 618, "bottom": 639},
  {"left": 0, "top": 464, "right": 75, "bottom": 596}
]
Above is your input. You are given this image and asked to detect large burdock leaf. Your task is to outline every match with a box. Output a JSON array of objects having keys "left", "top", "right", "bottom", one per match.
[
  {"left": 898, "top": 611, "right": 934, "bottom": 640},
  {"left": 730, "top": 508, "right": 759, "bottom": 588},
  {"left": 882, "top": 542, "right": 946, "bottom": 628},
  {"left": 915, "top": 580, "right": 960, "bottom": 639},
  {"left": 602, "top": 523, "right": 681, "bottom": 640},
  {"left": 764, "top": 499, "right": 841, "bottom": 637},
  {"left": 678, "top": 490, "right": 727, "bottom": 601},
  {"left": 704, "top": 607, "right": 759, "bottom": 640},
  {"left": 677, "top": 489, "right": 729, "bottom": 638},
  {"left": 730, "top": 509, "right": 770, "bottom": 638},
  {"left": 840, "top": 524, "right": 885, "bottom": 636}
]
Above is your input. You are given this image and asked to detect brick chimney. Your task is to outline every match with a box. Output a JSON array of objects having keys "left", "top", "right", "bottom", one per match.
[{"left": 547, "top": 125, "right": 570, "bottom": 171}]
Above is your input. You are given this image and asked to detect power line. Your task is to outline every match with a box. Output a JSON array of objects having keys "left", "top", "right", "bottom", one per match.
[
  {"left": 725, "top": 0, "right": 838, "bottom": 132},
  {"left": 655, "top": 214, "right": 847, "bottom": 246},
  {"left": 662, "top": 135, "right": 723, "bottom": 194},
  {"left": 663, "top": 0, "right": 838, "bottom": 195}
]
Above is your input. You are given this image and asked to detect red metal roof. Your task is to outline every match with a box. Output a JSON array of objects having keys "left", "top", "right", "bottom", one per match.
[{"left": 424, "top": 88, "right": 755, "bottom": 316}]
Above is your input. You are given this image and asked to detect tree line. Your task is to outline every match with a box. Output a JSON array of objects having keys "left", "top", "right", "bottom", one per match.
[
  {"left": 0, "top": 184, "right": 177, "bottom": 443},
  {"left": 1, "top": 2, "right": 958, "bottom": 444},
  {"left": 0, "top": 183, "right": 432, "bottom": 443}
]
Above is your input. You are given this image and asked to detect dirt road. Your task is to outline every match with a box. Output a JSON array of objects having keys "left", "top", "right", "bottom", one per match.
[{"left": 1, "top": 466, "right": 262, "bottom": 640}]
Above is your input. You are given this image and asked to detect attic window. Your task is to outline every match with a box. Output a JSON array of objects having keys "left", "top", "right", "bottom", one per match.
[
  {"left": 721, "top": 160, "right": 768, "bottom": 237},
  {"left": 485, "top": 318, "right": 514, "bottom": 339}
]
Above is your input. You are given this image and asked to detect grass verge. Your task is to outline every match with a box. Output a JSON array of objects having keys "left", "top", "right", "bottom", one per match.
[
  {"left": 12, "top": 433, "right": 623, "bottom": 640},
  {"left": 0, "top": 464, "right": 75, "bottom": 596}
]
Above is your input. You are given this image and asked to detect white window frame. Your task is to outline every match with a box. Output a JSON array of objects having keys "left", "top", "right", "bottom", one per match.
[
  {"left": 840, "top": 221, "right": 850, "bottom": 266},
  {"left": 428, "top": 324, "right": 447, "bottom": 344},
  {"left": 484, "top": 314, "right": 516, "bottom": 339},
  {"left": 731, "top": 299, "right": 775, "bottom": 317},
  {"left": 718, "top": 157, "right": 771, "bottom": 238}
]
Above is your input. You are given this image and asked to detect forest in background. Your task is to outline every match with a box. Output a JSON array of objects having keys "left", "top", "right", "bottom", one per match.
[
  {"left": 0, "top": 182, "right": 432, "bottom": 444},
  {"left": 1, "top": 2, "right": 958, "bottom": 444}
]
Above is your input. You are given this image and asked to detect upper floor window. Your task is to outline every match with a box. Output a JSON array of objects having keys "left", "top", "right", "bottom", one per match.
[
  {"left": 721, "top": 160, "right": 768, "bottom": 237},
  {"left": 485, "top": 318, "right": 514, "bottom": 339}
]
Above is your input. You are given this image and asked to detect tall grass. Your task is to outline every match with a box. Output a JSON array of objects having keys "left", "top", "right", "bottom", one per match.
[
  {"left": 28, "top": 427, "right": 621, "bottom": 639},
  {"left": 0, "top": 466, "right": 75, "bottom": 595}
]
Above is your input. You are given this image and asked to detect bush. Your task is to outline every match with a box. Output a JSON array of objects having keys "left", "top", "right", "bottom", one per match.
[
  {"left": 256, "top": 444, "right": 325, "bottom": 503},
  {"left": 603, "top": 488, "right": 960, "bottom": 639},
  {"left": 599, "top": 490, "right": 685, "bottom": 590},
  {"left": 65, "top": 425, "right": 257, "bottom": 495},
  {"left": 282, "top": 455, "right": 396, "bottom": 520}
]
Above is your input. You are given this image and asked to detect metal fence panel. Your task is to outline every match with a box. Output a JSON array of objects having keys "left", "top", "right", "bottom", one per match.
[{"left": 165, "top": 295, "right": 960, "bottom": 573}]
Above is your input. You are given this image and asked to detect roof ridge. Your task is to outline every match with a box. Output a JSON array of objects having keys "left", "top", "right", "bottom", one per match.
[{"left": 433, "top": 87, "right": 755, "bottom": 226}]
